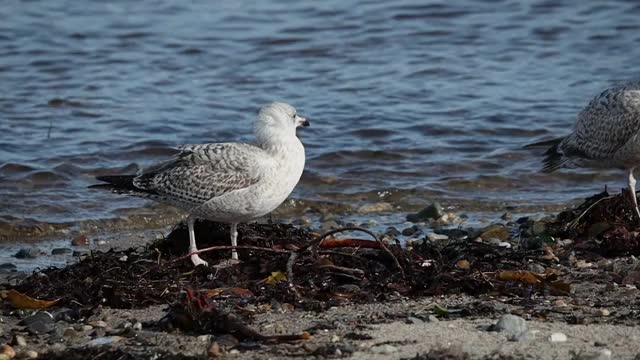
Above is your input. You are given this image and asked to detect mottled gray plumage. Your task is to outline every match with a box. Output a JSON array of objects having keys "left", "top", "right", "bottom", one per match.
[
  {"left": 92, "top": 102, "right": 310, "bottom": 266},
  {"left": 133, "top": 143, "right": 263, "bottom": 208},
  {"left": 527, "top": 82, "right": 640, "bottom": 218}
]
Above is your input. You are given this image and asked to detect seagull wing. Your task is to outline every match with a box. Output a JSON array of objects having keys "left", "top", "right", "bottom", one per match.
[
  {"left": 133, "top": 143, "right": 265, "bottom": 207},
  {"left": 565, "top": 83, "right": 640, "bottom": 160}
]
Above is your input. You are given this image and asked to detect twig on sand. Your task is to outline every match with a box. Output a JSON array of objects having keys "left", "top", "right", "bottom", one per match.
[
  {"left": 297, "top": 226, "right": 405, "bottom": 278},
  {"left": 172, "top": 245, "right": 289, "bottom": 264},
  {"left": 567, "top": 195, "right": 615, "bottom": 229}
]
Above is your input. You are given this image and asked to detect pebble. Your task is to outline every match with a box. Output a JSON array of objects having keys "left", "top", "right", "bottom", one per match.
[
  {"left": 384, "top": 226, "right": 401, "bottom": 237},
  {"left": 527, "top": 263, "right": 545, "bottom": 274},
  {"left": 0, "top": 263, "right": 17, "bottom": 271},
  {"left": 132, "top": 322, "right": 142, "bottom": 331},
  {"left": 357, "top": 202, "right": 393, "bottom": 213},
  {"left": 479, "top": 224, "right": 510, "bottom": 242},
  {"left": 118, "top": 255, "right": 128, "bottom": 262},
  {"left": 497, "top": 242, "right": 512, "bottom": 248},
  {"left": 14, "top": 248, "right": 39, "bottom": 259},
  {"left": 96, "top": 240, "right": 107, "bottom": 246},
  {"left": 585, "top": 349, "right": 612, "bottom": 360},
  {"left": 197, "top": 335, "right": 211, "bottom": 342},
  {"left": 427, "top": 315, "right": 439, "bottom": 323},
  {"left": 63, "top": 328, "right": 80, "bottom": 338},
  {"left": 521, "top": 236, "right": 545, "bottom": 250},
  {"left": 456, "top": 260, "right": 470, "bottom": 270},
  {"left": 549, "top": 332, "right": 567, "bottom": 342},
  {"left": 426, "top": 233, "right": 449, "bottom": 241},
  {"left": 406, "top": 202, "right": 443, "bottom": 223},
  {"left": 49, "top": 343, "right": 65, "bottom": 352},
  {"left": 402, "top": 225, "right": 420, "bottom": 236},
  {"left": 12, "top": 335, "right": 27, "bottom": 347},
  {"left": 89, "top": 320, "right": 108, "bottom": 328},
  {"left": 597, "top": 309, "right": 610, "bottom": 317},
  {"left": 22, "top": 350, "right": 38, "bottom": 359},
  {"left": 0, "top": 345, "right": 15, "bottom": 359},
  {"left": 51, "top": 248, "right": 72, "bottom": 255},
  {"left": 371, "top": 344, "right": 398, "bottom": 354},
  {"left": 554, "top": 299, "right": 567, "bottom": 308},
  {"left": 20, "top": 312, "right": 55, "bottom": 335},
  {"left": 406, "top": 316, "right": 423, "bottom": 324},
  {"left": 87, "top": 336, "right": 123, "bottom": 347},
  {"left": 81, "top": 325, "right": 93, "bottom": 332},
  {"left": 491, "top": 314, "right": 527, "bottom": 338},
  {"left": 596, "top": 259, "right": 614, "bottom": 271}
]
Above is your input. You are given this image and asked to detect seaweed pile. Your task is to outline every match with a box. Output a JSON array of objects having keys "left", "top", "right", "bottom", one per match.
[{"left": 10, "top": 220, "right": 554, "bottom": 312}]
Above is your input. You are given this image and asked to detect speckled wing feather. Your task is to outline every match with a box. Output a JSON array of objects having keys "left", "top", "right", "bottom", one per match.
[
  {"left": 133, "top": 143, "right": 263, "bottom": 208},
  {"left": 560, "top": 82, "right": 640, "bottom": 162}
]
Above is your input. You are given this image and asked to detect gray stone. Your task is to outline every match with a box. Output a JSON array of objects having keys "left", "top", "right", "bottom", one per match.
[
  {"left": 491, "top": 314, "right": 527, "bottom": 339},
  {"left": 51, "top": 248, "right": 72, "bottom": 255},
  {"left": 87, "top": 336, "right": 123, "bottom": 347},
  {"left": 0, "top": 263, "right": 17, "bottom": 271},
  {"left": 384, "top": 227, "right": 401, "bottom": 237},
  {"left": 20, "top": 312, "right": 55, "bottom": 335},
  {"left": 89, "top": 320, "right": 108, "bottom": 328},
  {"left": 521, "top": 236, "right": 545, "bottom": 250},
  {"left": 402, "top": 226, "right": 420, "bottom": 236},
  {"left": 479, "top": 224, "right": 510, "bottom": 242},
  {"left": 15, "top": 248, "right": 40, "bottom": 259},
  {"left": 427, "top": 315, "right": 439, "bottom": 323},
  {"left": 371, "top": 344, "right": 398, "bottom": 354},
  {"left": 527, "top": 263, "right": 545, "bottom": 274},
  {"left": 63, "top": 328, "right": 80, "bottom": 338},
  {"left": 406, "top": 203, "right": 444, "bottom": 222},
  {"left": 406, "top": 316, "right": 423, "bottom": 324},
  {"left": 549, "top": 332, "right": 567, "bottom": 342},
  {"left": 426, "top": 233, "right": 449, "bottom": 241}
]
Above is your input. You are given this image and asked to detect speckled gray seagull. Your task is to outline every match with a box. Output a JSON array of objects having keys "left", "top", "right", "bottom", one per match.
[
  {"left": 526, "top": 82, "right": 640, "bottom": 219},
  {"left": 92, "top": 102, "right": 309, "bottom": 266}
]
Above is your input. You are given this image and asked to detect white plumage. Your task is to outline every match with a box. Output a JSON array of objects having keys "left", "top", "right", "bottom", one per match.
[{"left": 93, "top": 102, "right": 310, "bottom": 266}]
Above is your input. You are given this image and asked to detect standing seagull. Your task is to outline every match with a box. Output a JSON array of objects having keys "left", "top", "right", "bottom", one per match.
[
  {"left": 526, "top": 82, "right": 640, "bottom": 219},
  {"left": 91, "top": 102, "right": 310, "bottom": 266}
]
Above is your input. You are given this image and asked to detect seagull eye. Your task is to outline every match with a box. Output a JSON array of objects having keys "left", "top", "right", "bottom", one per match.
[{"left": 292, "top": 113, "right": 296, "bottom": 118}]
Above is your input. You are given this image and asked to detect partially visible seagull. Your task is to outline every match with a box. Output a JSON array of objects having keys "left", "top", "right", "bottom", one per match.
[
  {"left": 526, "top": 82, "right": 640, "bottom": 219},
  {"left": 92, "top": 102, "right": 310, "bottom": 266}
]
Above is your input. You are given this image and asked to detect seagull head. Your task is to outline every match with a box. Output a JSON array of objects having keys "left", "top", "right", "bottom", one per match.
[{"left": 255, "top": 102, "right": 309, "bottom": 145}]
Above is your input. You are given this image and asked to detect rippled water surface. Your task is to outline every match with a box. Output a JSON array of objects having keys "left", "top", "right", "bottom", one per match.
[{"left": 3, "top": 0, "right": 640, "bottom": 238}]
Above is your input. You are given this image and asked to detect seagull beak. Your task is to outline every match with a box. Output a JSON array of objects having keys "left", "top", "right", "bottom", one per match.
[{"left": 296, "top": 115, "right": 310, "bottom": 128}]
